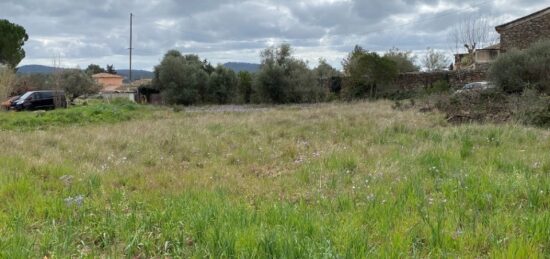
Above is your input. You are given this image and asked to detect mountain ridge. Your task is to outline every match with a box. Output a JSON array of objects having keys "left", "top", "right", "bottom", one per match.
[{"left": 16, "top": 65, "right": 154, "bottom": 80}]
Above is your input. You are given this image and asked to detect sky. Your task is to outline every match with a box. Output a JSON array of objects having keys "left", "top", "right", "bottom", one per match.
[{"left": 1, "top": 0, "right": 548, "bottom": 70}]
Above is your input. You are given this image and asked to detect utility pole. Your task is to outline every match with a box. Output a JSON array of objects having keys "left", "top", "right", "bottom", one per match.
[{"left": 129, "top": 13, "right": 133, "bottom": 83}]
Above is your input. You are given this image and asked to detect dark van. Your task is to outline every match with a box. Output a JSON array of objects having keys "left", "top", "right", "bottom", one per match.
[{"left": 13, "top": 90, "right": 67, "bottom": 111}]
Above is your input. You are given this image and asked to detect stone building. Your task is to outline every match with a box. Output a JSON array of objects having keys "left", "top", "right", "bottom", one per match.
[
  {"left": 496, "top": 7, "right": 550, "bottom": 52},
  {"left": 92, "top": 73, "right": 124, "bottom": 92},
  {"left": 454, "top": 6, "right": 550, "bottom": 70}
]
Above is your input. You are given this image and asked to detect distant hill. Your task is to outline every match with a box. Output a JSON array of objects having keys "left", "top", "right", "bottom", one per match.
[
  {"left": 223, "top": 62, "right": 260, "bottom": 73},
  {"left": 16, "top": 65, "right": 154, "bottom": 80},
  {"left": 17, "top": 65, "right": 58, "bottom": 74},
  {"left": 117, "top": 70, "right": 154, "bottom": 80}
]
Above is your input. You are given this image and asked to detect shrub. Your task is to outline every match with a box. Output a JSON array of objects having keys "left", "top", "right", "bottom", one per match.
[
  {"left": 489, "top": 49, "right": 529, "bottom": 93},
  {"left": 489, "top": 40, "right": 550, "bottom": 94},
  {"left": 0, "top": 67, "right": 15, "bottom": 102},
  {"left": 425, "top": 80, "right": 451, "bottom": 94}
]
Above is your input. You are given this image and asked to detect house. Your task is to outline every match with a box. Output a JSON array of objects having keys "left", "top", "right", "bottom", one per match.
[
  {"left": 454, "top": 6, "right": 550, "bottom": 70},
  {"left": 454, "top": 44, "right": 501, "bottom": 70},
  {"left": 496, "top": 7, "right": 550, "bottom": 52},
  {"left": 92, "top": 73, "right": 124, "bottom": 92}
]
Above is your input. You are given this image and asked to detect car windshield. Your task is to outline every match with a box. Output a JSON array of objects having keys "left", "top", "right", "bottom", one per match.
[{"left": 19, "top": 92, "right": 33, "bottom": 100}]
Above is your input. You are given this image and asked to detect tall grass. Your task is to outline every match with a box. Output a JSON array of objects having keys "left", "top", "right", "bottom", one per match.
[{"left": 0, "top": 101, "right": 548, "bottom": 257}]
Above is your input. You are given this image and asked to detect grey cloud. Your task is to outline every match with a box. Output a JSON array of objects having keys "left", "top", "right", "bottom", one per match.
[{"left": 0, "top": 0, "right": 546, "bottom": 69}]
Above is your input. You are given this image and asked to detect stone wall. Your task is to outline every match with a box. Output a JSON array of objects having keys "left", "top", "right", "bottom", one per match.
[
  {"left": 499, "top": 11, "right": 550, "bottom": 51},
  {"left": 394, "top": 69, "right": 488, "bottom": 90}
]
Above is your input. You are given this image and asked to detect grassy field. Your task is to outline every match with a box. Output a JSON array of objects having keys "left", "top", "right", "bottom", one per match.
[
  {"left": 0, "top": 100, "right": 151, "bottom": 131},
  {"left": 0, "top": 101, "right": 549, "bottom": 257}
]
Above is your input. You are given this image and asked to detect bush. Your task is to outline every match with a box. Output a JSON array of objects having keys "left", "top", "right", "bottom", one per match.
[
  {"left": 489, "top": 40, "right": 550, "bottom": 94},
  {"left": 0, "top": 67, "right": 15, "bottom": 101},
  {"left": 425, "top": 80, "right": 451, "bottom": 94},
  {"left": 435, "top": 89, "right": 511, "bottom": 124}
]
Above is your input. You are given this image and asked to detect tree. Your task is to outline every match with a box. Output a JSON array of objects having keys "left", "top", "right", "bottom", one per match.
[
  {"left": 58, "top": 69, "right": 101, "bottom": 101},
  {"left": 202, "top": 59, "right": 215, "bottom": 75},
  {"left": 383, "top": 47, "right": 419, "bottom": 73},
  {"left": 85, "top": 64, "right": 106, "bottom": 76},
  {"left": 106, "top": 64, "right": 117, "bottom": 75},
  {"left": 152, "top": 50, "right": 209, "bottom": 105},
  {"left": 450, "top": 16, "right": 497, "bottom": 55},
  {"left": 0, "top": 20, "right": 28, "bottom": 68},
  {"left": 13, "top": 73, "right": 50, "bottom": 94},
  {"left": 342, "top": 45, "right": 398, "bottom": 99},
  {"left": 422, "top": 48, "right": 450, "bottom": 72},
  {"left": 237, "top": 71, "right": 253, "bottom": 104},
  {"left": 206, "top": 65, "right": 238, "bottom": 104},
  {"left": 449, "top": 15, "right": 499, "bottom": 68},
  {"left": 254, "top": 43, "right": 320, "bottom": 103},
  {"left": 314, "top": 58, "right": 340, "bottom": 79}
]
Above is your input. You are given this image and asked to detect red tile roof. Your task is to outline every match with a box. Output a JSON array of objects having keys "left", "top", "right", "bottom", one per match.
[{"left": 92, "top": 73, "right": 123, "bottom": 79}]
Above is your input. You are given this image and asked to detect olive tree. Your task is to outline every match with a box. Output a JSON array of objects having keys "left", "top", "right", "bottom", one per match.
[
  {"left": 152, "top": 50, "right": 209, "bottom": 105},
  {"left": 254, "top": 43, "right": 321, "bottom": 103},
  {"left": 342, "top": 45, "right": 398, "bottom": 100},
  {"left": 383, "top": 48, "right": 419, "bottom": 73},
  {"left": 206, "top": 65, "right": 238, "bottom": 104},
  {"left": 58, "top": 69, "right": 101, "bottom": 101}
]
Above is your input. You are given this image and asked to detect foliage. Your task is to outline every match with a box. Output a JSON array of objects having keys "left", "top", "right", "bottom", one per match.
[
  {"left": 0, "top": 19, "right": 28, "bottom": 68},
  {"left": 425, "top": 80, "right": 451, "bottom": 94},
  {"left": 254, "top": 44, "right": 323, "bottom": 103},
  {"left": 237, "top": 71, "right": 254, "bottom": 104},
  {"left": 152, "top": 50, "right": 209, "bottom": 105},
  {"left": 205, "top": 65, "right": 238, "bottom": 104},
  {"left": 58, "top": 69, "right": 101, "bottom": 101},
  {"left": 85, "top": 64, "right": 106, "bottom": 76},
  {"left": 422, "top": 48, "right": 449, "bottom": 72},
  {"left": 342, "top": 45, "right": 398, "bottom": 100},
  {"left": 0, "top": 100, "right": 148, "bottom": 130},
  {"left": 489, "top": 40, "right": 550, "bottom": 94},
  {"left": 0, "top": 67, "right": 16, "bottom": 101},
  {"left": 383, "top": 47, "right": 420, "bottom": 73},
  {"left": 106, "top": 64, "right": 117, "bottom": 75},
  {"left": 314, "top": 58, "right": 340, "bottom": 79}
]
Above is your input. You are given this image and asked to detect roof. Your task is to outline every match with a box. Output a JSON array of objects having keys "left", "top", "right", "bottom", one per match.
[
  {"left": 482, "top": 43, "right": 500, "bottom": 50},
  {"left": 92, "top": 73, "right": 123, "bottom": 79},
  {"left": 496, "top": 7, "right": 550, "bottom": 32}
]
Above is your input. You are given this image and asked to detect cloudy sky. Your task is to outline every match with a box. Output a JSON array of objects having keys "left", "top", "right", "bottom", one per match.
[{"left": 1, "top": 0, "right": 547, "bottom": 70}]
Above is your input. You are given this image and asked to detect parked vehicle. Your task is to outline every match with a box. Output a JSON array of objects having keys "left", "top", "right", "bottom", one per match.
[
  {"left": 13, "top": 90, "right": 67, "bottom": 111},
  {"left": 455, "top": 81, "right": 496, "bottom": 94},
  {"left": 1, "top": 95, "right": 20, "bottom": 110}
]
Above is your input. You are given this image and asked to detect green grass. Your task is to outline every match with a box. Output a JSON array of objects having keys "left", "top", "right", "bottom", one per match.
[
  {"left": 0, "top": 101, "right": 549, "bottom": 257},
  {"left": 0, "top": 100, "right": 152, "bottom": 131}
]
